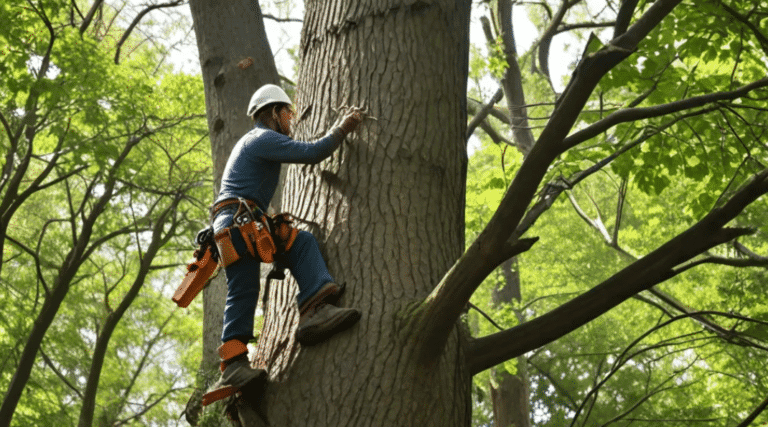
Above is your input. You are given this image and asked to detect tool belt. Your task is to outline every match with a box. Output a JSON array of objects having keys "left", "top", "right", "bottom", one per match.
[
  {"left": 171, "top": 198, "right": 299, "bottom": 308},
  {"left": 213, "top": 197, "right": 299, "bottom": 268}
]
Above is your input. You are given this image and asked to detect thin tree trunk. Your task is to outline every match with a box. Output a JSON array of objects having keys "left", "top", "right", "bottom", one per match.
[
  {"left": 490, "top": 258, "right": 530, "bottom": 427},
  {"left": 239, "top": 0, "right": 474, "bottom": 424},
  {"left": 77, "top": 203, "right": 177, "bottom": 427}
]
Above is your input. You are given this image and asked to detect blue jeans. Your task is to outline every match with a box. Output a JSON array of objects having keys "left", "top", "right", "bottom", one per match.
[{"left": 220, "top": 228, "right": 334, "bottom": 343}]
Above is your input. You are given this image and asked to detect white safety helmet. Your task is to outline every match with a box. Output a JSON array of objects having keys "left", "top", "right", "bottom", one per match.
[{"left": 247, "top": 84, "right": 292, "bottom": 117}]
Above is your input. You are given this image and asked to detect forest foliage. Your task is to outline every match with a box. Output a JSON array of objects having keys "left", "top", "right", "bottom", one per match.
[
  {"left": 464, "top": 1, "right": 768, "bottom": 425},
  {"left": 1, "top": 0, "right": 209, "bottom": 425}
]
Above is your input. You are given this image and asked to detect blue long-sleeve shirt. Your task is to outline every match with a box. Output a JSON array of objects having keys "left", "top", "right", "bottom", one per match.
[{"left": 213, "top": 123, "right": 341, "bottom": 231}]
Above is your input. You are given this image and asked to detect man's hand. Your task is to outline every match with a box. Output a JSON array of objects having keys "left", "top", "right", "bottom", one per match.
[{"left": 338, "top": 108, "right": 364, "bottom": 136}]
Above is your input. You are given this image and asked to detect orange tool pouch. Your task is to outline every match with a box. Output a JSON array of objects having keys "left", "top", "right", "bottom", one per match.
[
  {"left": 236, "top": 213, "right": 298, "bottom": 264},
  {"left": 273, "top": 213, "right": 299, "bottom": 253},
  {"left": 172, "top": 245, "right": 219, "bottom": 308},
  {"left": 238, "top": 217, "right": 277, "bottom": 263},
  {"left": 214, "top": 228, "right": 241, "bottom": 268}
]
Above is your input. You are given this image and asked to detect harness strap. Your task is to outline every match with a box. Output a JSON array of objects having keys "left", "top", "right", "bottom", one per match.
[{"left": 210, "top": 198, "right": 261, "bottom": 222}]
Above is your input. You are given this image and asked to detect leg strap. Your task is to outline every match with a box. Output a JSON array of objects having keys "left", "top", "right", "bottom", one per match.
[{"left": 218, "top": 339, "right": 248, "bottom": 361}]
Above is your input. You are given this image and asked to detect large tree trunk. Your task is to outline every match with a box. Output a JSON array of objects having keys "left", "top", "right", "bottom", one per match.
[
  {"left": 240, "top": 0, "right": 474, "bottom": 425},
  {"left": 186, "top": 0, "right": 280, "bottom": 422}
]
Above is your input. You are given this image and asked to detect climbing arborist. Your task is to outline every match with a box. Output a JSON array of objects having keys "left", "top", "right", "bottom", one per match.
[{"left": 203, "top": 83, "right": 363, "bottom": 404}]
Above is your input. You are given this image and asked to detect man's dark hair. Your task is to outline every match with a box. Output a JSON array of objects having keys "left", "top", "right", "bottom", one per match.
[{"left": 252, "top": 103, "right": 288, "bottom": 124}]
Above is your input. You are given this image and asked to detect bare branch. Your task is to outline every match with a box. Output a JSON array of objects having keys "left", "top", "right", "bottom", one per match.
[
  {"left": 528, "top": 359, "right": 579, "bottom": 409},
  {"left": 467, "top": 97, "right": 511, "bottom": 124},
  {"left": 496, "top": 0, "right": 537, "bottom": 155},
  {"left": 567, "top": 190, "right": 612, "bottom": 242},
  {"left": 115, "top": 386, "right": 190, "bottom": 426},
  {"left": 612, "top": 177, "right": 627, "bottom": 245},
  {"left": 477, "top": 120, "right": 514, "bottom": 147},
  {"left": 70, "top": 0, "right": 84, "bottom": 21},
  {"left": 114, "top": 0, "right": 185, "bottom": 64},
  {"left": 0, "top": 111, "right": 12, "bottom": 148},
  {"left": 466, "top": 88, "right": 503, "bottom": 141},
  {"left": 734, "top": 241, "right": 768, "bottom": 261},
  {"left": 536, "top": 0, "right": 576, "bottom": 87},
  {"left": 262, "top": 13, "right": 302, "bottom": 23},
  {"left": 40, "top": 349, "right": 83, "bottom": 399},
  {"left": 676, "top": 253, "right": 768, "bottom": 272},
  {"left": 558, "top": 21, "right": 616, "bottom": 34},
  {"left": 468, "top": 303, "right": 505, "bottom": 332}
]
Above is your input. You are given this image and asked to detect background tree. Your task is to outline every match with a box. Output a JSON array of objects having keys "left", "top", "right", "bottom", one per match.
[{"left": 0, "top": 0, "right": 209, "bottom": 425}]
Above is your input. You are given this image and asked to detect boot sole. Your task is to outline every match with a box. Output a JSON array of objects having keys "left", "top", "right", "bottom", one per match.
[
  {"left": 202, "top": 368, "right": 267, "bottom": 406},
  {"left": 296, "top": 309, "right": 361, "bottom": 346}
]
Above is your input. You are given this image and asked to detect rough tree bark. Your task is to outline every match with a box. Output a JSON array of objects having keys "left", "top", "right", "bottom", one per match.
[
  {"left": 237, "top": 0, "right": 474, "bottom": 425},
  {"left": 186, "top": 0, "right": 280, "bottom": 422}
]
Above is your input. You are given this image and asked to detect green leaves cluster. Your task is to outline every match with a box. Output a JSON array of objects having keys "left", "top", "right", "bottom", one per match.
[{"left": 0, "top": 0, "right": 211, "bottom": 425}]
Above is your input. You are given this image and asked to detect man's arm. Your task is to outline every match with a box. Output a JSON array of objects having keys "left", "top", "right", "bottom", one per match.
[{"left": 256, "top": 112, "right": 362, "bottom": 164}]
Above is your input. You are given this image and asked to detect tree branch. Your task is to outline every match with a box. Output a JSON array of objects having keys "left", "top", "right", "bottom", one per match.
[
  {"left": 558, "top": 21, "right": 616, "bottom": 35},
  {"left": 536, "top": 0, "right": 574, "bottom": 88},
  {"left": 79, "top": 0, "right": 104, "bottom": 35},
  {"left": 719, "top": 2, "right": 768, "bottom": 57},
  {"left": 415, "top": 0, "right": 686, "bottom": 367},
  {"left": 467, "top": 97, "right": 511, "bottom": 124},
  {"left": 734, "top": 241, "right": 768, "bottom": 261},
  {"left": 468, "top": 303, "right": 505, "bottom": 332},
  {"left": 563, "top": 77, "right": 768, "bottom": 149},
  {"left": 262, "top": 13, "right": 302, "bottom": 23},
  {"left": 613, "top": 0, "right": 639, "bottom": 38},
  {"left": 78, "top": 197, "right": 181, "bottom": 427},
  {"left": 477, "top": 119, "right": 515, "bottom": 147},
  {"left": 514, "top": 107, "right": 716, "bottom": 241},
  {"left": 569, "top": 182, "right": 767, "bottom": 346},
  {"left": 466, "top": 88, "right": 504, "bottom": 141},
  {"left": 528, "top": 359, "right": 579, "bottom": 409},
  {"left": 496, "top": 0, "right": 537, "bottom": 156},
  {"left": 734, "top": 393, "right": 768, "bottom": 427},
  {"left": 114, "top": 0, "right": 185, "bottom": 64},
  {"left": 465, "top": 169, "right": 768, "bottom": 375},
  {"left": 40, "top": 348, "right": 83, "bottom": 399}
]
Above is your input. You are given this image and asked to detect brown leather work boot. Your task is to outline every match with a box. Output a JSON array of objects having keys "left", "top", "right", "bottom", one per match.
[
  {"left": 296, "top": 303, "right": 361, "bottom": 346},
  {"left": 202, "top": 340, "right": 267, "bottom": 406},
  {"left": 298, "top": 281, "right": 346, "bottom": 316}
]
